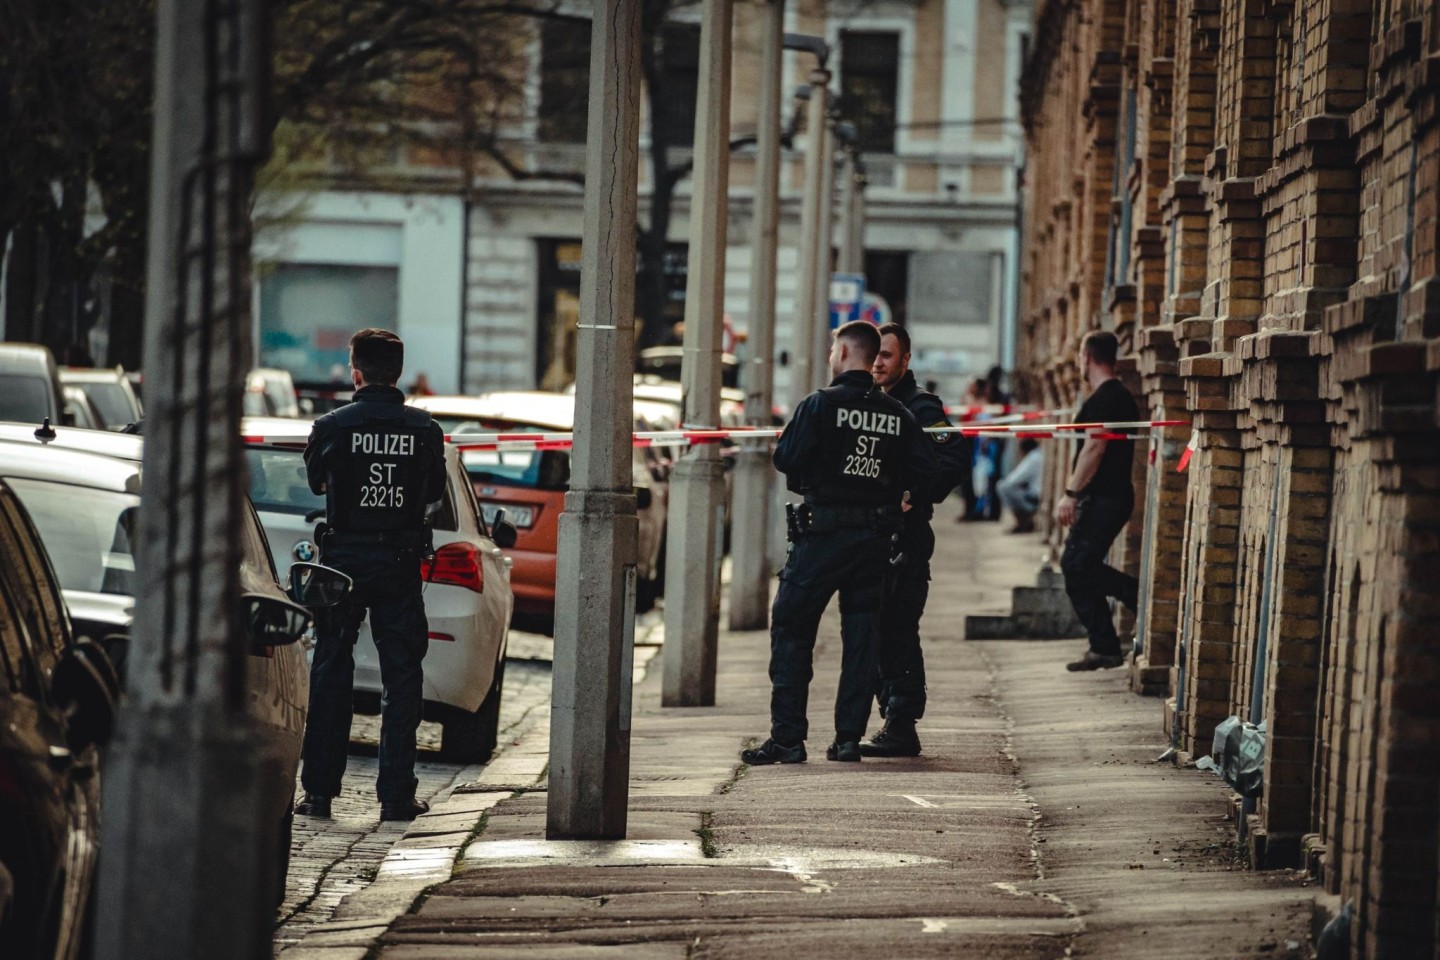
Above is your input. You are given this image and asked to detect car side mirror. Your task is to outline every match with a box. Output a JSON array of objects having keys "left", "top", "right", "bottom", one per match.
[
  {"left": 243, "top": 594, "right": 311, "bottom": 649},
  {"left": 51, "top": 641, "right": 118, "bottom": 749},
  {"left": 490, "top": 511, "right": 518, "bottom": 549},
  {"left": 288, "top": 562, "right": 352, "bottom": 608},
  {"left": 635, "top": 486, "right": 653, "bottom": 511}
]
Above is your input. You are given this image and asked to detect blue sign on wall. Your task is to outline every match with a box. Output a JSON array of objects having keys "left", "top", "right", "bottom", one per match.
[{"left": 829, "top": 273, "right": 866, "bottom": 328}]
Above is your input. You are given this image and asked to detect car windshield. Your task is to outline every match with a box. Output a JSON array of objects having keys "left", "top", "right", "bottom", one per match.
[
  {"left": 448, "top": 420, "right": 570, "bottom": 491},
  {"left": 246, "top": 447, "right": 325, "bottom": 515},
  {"left": 0, "top": 376, "right": 54, "bottom": 423},
  {"left": 82, "top": 381, "right": 138, "bottom": 427},
  {"left": 5, "top": 477, "right": 138, "bottom": 596}
]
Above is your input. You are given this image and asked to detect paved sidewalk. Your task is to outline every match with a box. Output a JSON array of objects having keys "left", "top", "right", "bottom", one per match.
[{"left": 289, "top": 506, "right": 1318, "bottom": 959}]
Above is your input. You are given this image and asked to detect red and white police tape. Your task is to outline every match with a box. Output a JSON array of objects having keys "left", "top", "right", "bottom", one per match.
[{"left": 244, "top": 419, "right": 1188, "bottom": 454}]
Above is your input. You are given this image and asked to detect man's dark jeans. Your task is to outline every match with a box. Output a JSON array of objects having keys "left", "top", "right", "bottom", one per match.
[
  {"left": 301, "top": 540, "right": 428, "bottom": 803},
  {"left": 1060, "top": 493, "right": 1139, "bottom": 657},
  {"left": 877, "top": 520, "right": 934, "bottom": 722},
  {"left": 769, "top": 526, "right": 888, "bottom": 745}
]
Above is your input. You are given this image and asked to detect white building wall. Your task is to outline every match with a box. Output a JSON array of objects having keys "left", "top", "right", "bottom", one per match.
[{"left": 253, "top": 191, "right": 465, "bottom": 393}]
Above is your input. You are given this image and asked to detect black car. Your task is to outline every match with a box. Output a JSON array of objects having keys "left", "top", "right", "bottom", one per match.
[{"left": 0, "top": 479, "right": 118, "bottom": 960}]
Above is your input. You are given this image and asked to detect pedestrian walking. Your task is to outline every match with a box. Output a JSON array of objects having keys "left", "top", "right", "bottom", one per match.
[
  {"left": 996, "top": 438, "right": 1043, "bottom": 533},
  {"left": 743, "top": 321, "right": 937, "bottom": 765},
  {"left": 860, "top": 323, "right": 966, "bottom": 757},
  {"left": 295, "top": 328, "right": 447, "bottom": 820},
  {"left": 1054, "top": 330, "right": 1140, "bottom": 672}
]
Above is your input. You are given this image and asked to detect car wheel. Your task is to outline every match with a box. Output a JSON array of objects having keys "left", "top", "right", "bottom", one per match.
[
  {"left": 274, "top": 810, "right": 293, "bottom": 908},
  {"left": 440, "top": 657, "right": 504, "bottom": 764}
]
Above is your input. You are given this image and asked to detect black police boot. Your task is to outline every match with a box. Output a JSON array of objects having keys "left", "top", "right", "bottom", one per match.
[
  {"left": 295, "top": 793, "right": 333, "bottom": 817},
  {"left": 859, "top": 719, "right": 921, "bottom": 757},
  {"left": 741, "top": 738, "right": 807, "bottom": 765},
  {"left": 825, "top": 740, "right": 861, "bottom": 762},
  {"left": 379, "top": 796, "right": 430, "bottom": 822},
  {"left": 1065, "top": 649, "right": 1126, "bottom": 672}
]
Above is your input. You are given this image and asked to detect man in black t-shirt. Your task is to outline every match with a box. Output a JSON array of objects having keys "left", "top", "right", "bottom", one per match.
[{"left": 1053, "top": 330, "right": 1141, "bottom": 671}]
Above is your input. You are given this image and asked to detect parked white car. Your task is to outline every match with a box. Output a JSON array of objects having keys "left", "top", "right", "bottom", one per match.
[{"left": 242, "top": 416, "right": 515, "bottom": 762}]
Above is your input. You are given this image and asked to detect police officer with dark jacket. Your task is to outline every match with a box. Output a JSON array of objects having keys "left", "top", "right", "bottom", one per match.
[
  {"left": 860, "top": 324, "right": 967, "bottom": 757},
  {"left": 742, "top": 321, "right": 939, "bottom": 765},
  {"left": 295, "top": 329, "right": 447, "bottom": 821}
]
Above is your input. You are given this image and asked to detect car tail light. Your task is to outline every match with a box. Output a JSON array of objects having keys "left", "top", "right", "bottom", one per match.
[{"left": 424, "top": 542, "right": 484, "bottom": 593}]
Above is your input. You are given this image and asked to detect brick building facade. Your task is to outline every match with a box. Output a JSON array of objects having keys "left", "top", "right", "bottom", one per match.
[{"left": 1017, "top": 0, "right": 1440, "bottom": 954}]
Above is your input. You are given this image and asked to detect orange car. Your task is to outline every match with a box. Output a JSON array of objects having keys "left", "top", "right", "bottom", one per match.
[{"left": 413, "top": 393, "right": 675, "bottom": 629}]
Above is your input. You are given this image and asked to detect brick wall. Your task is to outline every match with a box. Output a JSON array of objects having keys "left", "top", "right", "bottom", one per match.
[{"left": 1018, "top": 0, "right": 1440, "bottom": 952}]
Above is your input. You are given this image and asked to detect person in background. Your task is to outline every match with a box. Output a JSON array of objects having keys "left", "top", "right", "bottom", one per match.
[
  {"left": 406, "top": 372, "right": 434, "bottom": 399},
  {"left": 955, "top": 377, "right": 988, "bottom": 521},
  {"left": 996, "top": 438, "right": 1043, "bottom": 533},
  {"left": 979, "top": 365, "right": 1011, "bottom": 521},
  {"left": 1054, "top": 330, "right": 1140, "bottom": 672}
]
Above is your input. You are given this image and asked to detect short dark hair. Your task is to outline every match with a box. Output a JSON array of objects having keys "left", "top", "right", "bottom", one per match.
[
  {"left": 350, "top": 328, "right": 404, "bottom": 385},
  {"left": 835, "top": 321, "right": 882, "bottom": 365},
  {"left": 1082, "top": 330, "right": 1119, "bottom": 367},
  {"left": 877, "top": 322, "right": 911, "bottom": 354}
]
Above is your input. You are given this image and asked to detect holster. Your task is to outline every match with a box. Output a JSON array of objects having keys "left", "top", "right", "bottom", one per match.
[{"left": 785, "top": 503, "right": 813, "bottom": 542}]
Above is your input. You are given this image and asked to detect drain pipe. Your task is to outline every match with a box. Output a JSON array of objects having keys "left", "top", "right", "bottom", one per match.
[{"left": 1240, "top": 477, "right": 1284, "bottom": 832}]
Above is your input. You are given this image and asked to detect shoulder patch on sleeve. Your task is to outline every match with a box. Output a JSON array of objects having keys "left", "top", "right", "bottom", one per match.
[{"left": 929, "top": 420, "right": 952, "bottom": 443}]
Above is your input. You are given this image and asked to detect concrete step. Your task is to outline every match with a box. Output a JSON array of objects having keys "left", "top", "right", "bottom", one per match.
[
  {"left": 964, "top": 611, "right": 1086, "bottom": 640},
  {"left": 1010, "top": 584, "right": 1071, "bottom": 614}
]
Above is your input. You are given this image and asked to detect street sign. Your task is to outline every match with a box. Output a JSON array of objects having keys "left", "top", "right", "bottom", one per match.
[
  {"left": 861, "top": 291, "right": 891, "bottom": 326},
  {"left": 829, "top": 272, "right": 865, "bottom": 328}
]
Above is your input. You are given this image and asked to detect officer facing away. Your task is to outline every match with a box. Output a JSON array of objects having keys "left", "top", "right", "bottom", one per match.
[
  {"left": 295, "top": 329, "right": 447, "bottom": 821},
  {"left": 743, "top": 321, "right": 938, "bottom": 765},
  {"left": 861, "top": 323, "right": 967, "bottom": 757}
]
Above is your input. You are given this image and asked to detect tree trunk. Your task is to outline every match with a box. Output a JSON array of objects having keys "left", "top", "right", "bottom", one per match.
[{"left": 3, "top": 215, "right": 39, "bottom": 344}]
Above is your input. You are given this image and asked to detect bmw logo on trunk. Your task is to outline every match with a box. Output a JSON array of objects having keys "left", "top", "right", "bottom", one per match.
[{"left": 293, "top": 540, "right": 317, "bottom": 562}]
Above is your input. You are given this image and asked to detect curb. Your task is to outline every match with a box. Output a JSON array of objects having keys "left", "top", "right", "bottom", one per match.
[{"left": 278, "top": 645, "right": 660, "bottom": 959}]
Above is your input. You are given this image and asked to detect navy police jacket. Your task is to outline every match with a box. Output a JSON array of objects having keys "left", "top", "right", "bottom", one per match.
[
  {"left": 774, "top": 369, "right": 939, "bottom": 509},
  {"left": 304, "top": 384, "right": 446, "bottom": 535},
  {"left": 887, "top": 370, "right": 968, "bottom": 521}
]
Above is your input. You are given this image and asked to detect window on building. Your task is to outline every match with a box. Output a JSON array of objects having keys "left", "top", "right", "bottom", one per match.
[
  {"left": 539, "top": 18, "right": 591, "bottom": 144},
  {"left": 258, "top": 264, "right": 399, "bottom": 385},
  {"left": 655, "top": 23, "right": 701, "bottom": 148},
  {"left": 841, "top": 32, "right": 900, "bottom": 154}
]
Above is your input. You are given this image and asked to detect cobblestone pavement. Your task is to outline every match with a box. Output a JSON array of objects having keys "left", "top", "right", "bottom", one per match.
[{"left": 272, "top": 646, "right": 553, "bottom": 955}]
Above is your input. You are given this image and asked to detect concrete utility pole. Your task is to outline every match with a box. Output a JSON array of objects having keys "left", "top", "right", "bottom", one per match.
[
  {"left": 811, "top": 110, "right": 838, "bottom": 391},
  {"left": 547, "top": 0, "right": 643, "bottom": 839},
  {"left": 788, "top": 64, "right": 830, "bottom": 411},
  {"left": 95, "top": 1, "right": 276, "bottom": 957},
  {"left": 727, "top": 0, "right": 785, "bottom": 631},
  {"left": 663, "top": 0, "right": 734, "bottom": 706},
  {"left": 836, "top": 127, "right": 867, "bottom": 275}
]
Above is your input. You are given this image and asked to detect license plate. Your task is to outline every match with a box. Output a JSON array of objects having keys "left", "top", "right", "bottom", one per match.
[{"left": 481, "top": 502, "right": 534, "bottom": 529}]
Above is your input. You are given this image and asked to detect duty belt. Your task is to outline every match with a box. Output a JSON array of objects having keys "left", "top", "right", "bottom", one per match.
[
  {"left": 806, "top": 503, "right": 902, "bottom": 530},
  {"left": 327, "top": 528, "right": 428, "bottom": 547}
]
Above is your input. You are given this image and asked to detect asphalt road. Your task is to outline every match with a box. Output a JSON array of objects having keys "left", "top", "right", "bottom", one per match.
[{"left": 272, "top": 648, "right": 553, "bottom": 955}]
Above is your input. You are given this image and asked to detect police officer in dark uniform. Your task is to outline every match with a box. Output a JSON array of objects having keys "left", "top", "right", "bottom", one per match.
[
  {"left": 742, "top": 321, "right": 939, "bottom": 765},
  {"left": 860, "top": 323, "right": 967, "bottom": 757},
  {"left": 295, "top": 328, "right": 447, "bottom": 821}
]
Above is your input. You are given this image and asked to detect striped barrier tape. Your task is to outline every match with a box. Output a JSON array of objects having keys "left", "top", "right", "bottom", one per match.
[{"left": 243, "top": 419, "right": 1188, "bottom": 452}]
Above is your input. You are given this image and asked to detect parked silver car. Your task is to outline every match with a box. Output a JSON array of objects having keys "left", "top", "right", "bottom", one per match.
[
  {"left": 58, "top": 366, "right": 143, "bottom": 430},
  {"left": 0, "top": 439, "right": 328, "bottom": 902}
]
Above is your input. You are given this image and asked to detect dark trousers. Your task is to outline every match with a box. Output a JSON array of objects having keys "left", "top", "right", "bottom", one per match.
[
  {"left": 769, "top": 526, "right": 888, "bottom": 745},
  {"left": 1060, "top": 493, "right": 1139, "bottom": 656},
  {"left": 877, "top": 520, "right": 934, "bottom": 722},
  {"left": 301, "top": 540, "right": 428, "bottom": 803}
]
